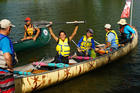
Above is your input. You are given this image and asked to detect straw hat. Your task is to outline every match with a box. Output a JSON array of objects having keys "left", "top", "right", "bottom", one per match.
[
  {"left": 117, "top": 19, "right": 127, "bottom": 25},
  {"left": 104, "top": 24, "right": 111, "bottom": 29}
]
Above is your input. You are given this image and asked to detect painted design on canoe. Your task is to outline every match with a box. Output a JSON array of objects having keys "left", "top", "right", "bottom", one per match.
[
  {"left": 27, "top": 77, "right": 31, "bottom": 86},
  {"left": 88, "top": 61, "right": 96, "bottom": 70},
  {"left": 78, "top": 66, "right": 82, "bottom": 75},
  {"left": 64, "top": 68, "right": 71, "bottom": 80},
  {"left": 31, "top": 76, "right": 42, "bottom": 90}
]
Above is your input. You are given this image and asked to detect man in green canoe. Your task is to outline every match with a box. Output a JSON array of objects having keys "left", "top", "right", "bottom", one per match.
[{"left": 48, "top": 22, "right": 79, "bottom": 64}]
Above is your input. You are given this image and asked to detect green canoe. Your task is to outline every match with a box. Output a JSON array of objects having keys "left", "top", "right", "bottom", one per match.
[{"left": 13, "top": 28, "right": 51, "bottom": 52}]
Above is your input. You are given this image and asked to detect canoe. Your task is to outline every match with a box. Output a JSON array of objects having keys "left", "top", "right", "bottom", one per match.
[
  {"left": 14, "top": 29, "right": 138, "bottom": 93},
  {"left": 13, "top": 28, "right": 51, "bottom": 52}
]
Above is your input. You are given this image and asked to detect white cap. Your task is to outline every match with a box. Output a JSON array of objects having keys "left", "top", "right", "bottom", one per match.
[
  {"left": 0, "top": 19, "right": 15, "bottom": 29},
  {"left": 117, "top": 19, "right": 127, "bottom": 25},
  {"left": 104, "top": 24, "right": 111, "bottom": 29}
]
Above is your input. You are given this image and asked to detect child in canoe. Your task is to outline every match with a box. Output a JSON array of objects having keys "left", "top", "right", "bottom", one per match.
[{"left": 21, "top": 17, "right": 40, "bottom": 41}]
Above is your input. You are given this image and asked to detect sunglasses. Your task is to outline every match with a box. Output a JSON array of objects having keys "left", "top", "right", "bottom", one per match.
[{"left": 25, "top": 20, "right": 30, "bottom": 22}]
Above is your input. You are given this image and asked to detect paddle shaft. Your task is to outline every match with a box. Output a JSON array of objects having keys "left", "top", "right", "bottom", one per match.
[
  {"left": 33, "top": 21, "right": 85, "bottom": 25},
  {"left": 71, "top": 40, "right": 86, "bottom": 55},
  {"left": 94, "top": 40, "right": 101, "bottom": 45},
  {"left": 31, "top": 58, "right": 45, "bottom": 73},
  {"left": 35, "top": 57, "right": 45, "bottom": 68},
  {"left": 72, "top": 40, "right": 80, "bottom": 48}
]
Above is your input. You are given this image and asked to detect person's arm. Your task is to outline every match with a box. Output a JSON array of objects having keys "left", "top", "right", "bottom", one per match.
[
  {"left": 77, "top": 37, "right": 84, "bottom": 47},
  {"left": 91, "top": 39, "right": 95, "bottom": 50},
  {"left": 48, "top": 26, "right": 58, "bottom": 42},
  {"left": 127, "top": 26, "right": 135, "bottom": 39},
  {"left": 69, "top": 25, "right": 79, "bottom": 41},
  {"left": 23, "top": 25, "right": 27, "bottom": 38},
  {"left": 3, "top": 53, "right": 13, "bottom": 71},
  {"left": 105, "top": 42, "right": 110, "bottom": 49},
  {"left": 1, "top": 38, "right": 13, "bottom": 71},
  {"left": 105, "top": 33, "right": 113, "bottom": 49},
  {"left": 33, "top": 27, "right": 40, "bottom": 41}
]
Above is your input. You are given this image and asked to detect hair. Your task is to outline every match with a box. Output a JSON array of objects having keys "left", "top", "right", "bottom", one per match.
[
  {"left": 59, "top": 30, "right": 67, "bottom": 36},
  {"left": 0, "top": 27, "right": 7, "bottom": 31}
]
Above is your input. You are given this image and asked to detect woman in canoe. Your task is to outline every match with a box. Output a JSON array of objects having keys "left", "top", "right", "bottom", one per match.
[
  {"left": 48, "top": 22, "right": 79, "bottom": 64},
  {"left": 21, "top": 17, "right": 40, "bottom": 41}
]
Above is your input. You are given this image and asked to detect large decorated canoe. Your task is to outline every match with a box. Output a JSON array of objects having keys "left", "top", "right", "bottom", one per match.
[
  {"left": 14, "top": 29, "right": 138, "bottom": 93},
  {"left": 13, "top": 28, "right": 51, "bottom": 52}
]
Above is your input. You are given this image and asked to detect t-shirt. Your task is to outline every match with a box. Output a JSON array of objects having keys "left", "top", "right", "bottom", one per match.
[
  {"left": 107, "top": 33, "right": 118, "bottom": 48},
  {"left": 0, "top": 37, "right": 13, "bottom": 54}
]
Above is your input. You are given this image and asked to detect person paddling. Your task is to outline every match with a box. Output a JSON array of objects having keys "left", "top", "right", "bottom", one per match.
[
  {"left": 48, "top": 22, "right": 79, "bottom": 64},
  {"left": 76, "top": 28, "right": 96, "bottom": 58},
  {"left": 21, "top": 17, "right": 40, "bottom": 41},
  {"left": 95, "top": 24, "right": 119, "bottom": 54},
  {"left": 117, "top": 19, "right": 135, "bottom": 44}
]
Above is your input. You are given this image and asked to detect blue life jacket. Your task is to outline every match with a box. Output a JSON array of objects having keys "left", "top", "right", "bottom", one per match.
[{"left": 0, "top": 34, "right": 17, "bottom": 66}]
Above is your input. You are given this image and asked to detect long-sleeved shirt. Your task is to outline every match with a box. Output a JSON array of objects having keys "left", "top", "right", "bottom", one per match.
[{"left": 77, "top": 36, "right": 95, "bottom": 50}]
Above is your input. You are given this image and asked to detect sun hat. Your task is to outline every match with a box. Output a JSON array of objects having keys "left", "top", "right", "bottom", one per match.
[
  {"left": 104, "top": 24, "right": 111, "bottom": 29},
  {"left": 87, "top": 28, "right": 94, "bottom": 34},
  {"left": 117, "top": 19, "right": 127, "bottom": 25},
  {"left": 0, "top": 19, "right": 15, "bottom": 29},
  {"left": 25, "top": 17, "right": 31, "bottom": 22}
]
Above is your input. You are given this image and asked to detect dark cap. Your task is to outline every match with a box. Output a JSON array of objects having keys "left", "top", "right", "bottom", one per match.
[{"left": 87, "top": 28, "right": 94, "bottom": 34}]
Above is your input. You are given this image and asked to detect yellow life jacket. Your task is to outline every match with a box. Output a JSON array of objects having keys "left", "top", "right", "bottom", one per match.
[
  {"left": 26, "top": 24, "right": 34, "bottom": 36},
  {"left": 106, "top": 30, "right": 119, "bottom": 45},
  {"left": 56, "top": 38, "right": 70, "bottom": 57},
  {"left": 80, "top": 35, "right": 93, "bottom": 52}
]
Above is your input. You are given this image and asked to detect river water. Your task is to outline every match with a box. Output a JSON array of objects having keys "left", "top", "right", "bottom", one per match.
[{"left": 0, "top": 0, "right": 140, "bottom": 93}]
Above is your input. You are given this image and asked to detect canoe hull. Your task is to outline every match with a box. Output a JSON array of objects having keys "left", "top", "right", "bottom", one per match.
[
  {"left": 13, "top": 28, "right": 51, "bottom": 52},
  {"left": 14, "top": 30, "right": 138, "bottom": 93}
]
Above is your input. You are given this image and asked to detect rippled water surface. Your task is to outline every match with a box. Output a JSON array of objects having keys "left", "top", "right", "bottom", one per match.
[{"left": 0, "top": 0, "right": 140, "bottom": 93}]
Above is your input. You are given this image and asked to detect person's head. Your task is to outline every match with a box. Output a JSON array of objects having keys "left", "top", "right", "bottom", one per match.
[
  {"left": 117, "top": 19, "right": 127, "bottom": 26},
  {"left": 59, "top": 30, "right": 67, "bottom": 41},
  {"left": 0, "top": 19, "right": 15, "bottom": 35},
  {"left": 86, "top": 28, "right": 93, "bottom": 38},
  {"left": 104, "top": 24, "right": 111, "bottom": 32},
  {"left": 25, "top": 17, "right": 31, "bottom": 25}
]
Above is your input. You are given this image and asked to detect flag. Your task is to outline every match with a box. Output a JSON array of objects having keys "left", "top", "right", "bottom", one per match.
[{"left": 121, "top": 0, "right": 132, "bottom": 18}]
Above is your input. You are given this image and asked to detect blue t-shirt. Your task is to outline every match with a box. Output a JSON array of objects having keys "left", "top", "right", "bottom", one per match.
[
  {"left": 107, "top": 33, "right": 118, "bottom": 48},
  {"left": 0, "top": 36, "right": 13, "bottom": 54},
  {"left": 77, "top": 36, "right": 95, "bottom": 50},
  {"left": 124, "top": 25, "right": 135, "bottom": 39}
]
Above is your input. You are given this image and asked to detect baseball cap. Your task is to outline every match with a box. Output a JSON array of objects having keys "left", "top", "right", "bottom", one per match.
[
  {"left": 25, "top": 17, "right": 31, "bottom": 22},
  {"left": 0, "top": 19, "right": 15, "bottom": 29},
  {"left": 87, "top": 28, "right": 94, "bottom": 34}
]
